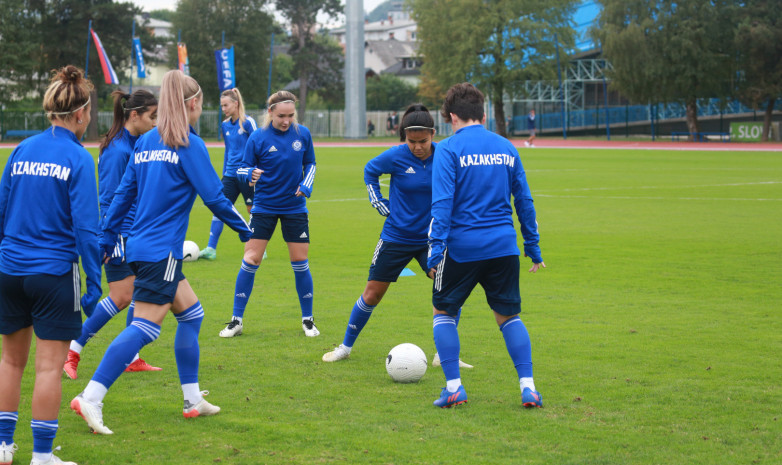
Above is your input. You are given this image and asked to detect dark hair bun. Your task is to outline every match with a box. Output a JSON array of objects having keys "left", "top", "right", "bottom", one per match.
[{"left": 58, "top": 65, "right": 83, "bottom": 84}]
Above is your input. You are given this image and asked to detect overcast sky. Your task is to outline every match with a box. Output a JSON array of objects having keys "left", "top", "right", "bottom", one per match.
[{"left": 130, "top": 0, "right": 388, "bottom": 24}]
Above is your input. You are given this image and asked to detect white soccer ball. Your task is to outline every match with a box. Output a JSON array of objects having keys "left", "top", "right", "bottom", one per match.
[
  {"left": 182, "top": 240, "right": 200, "bottom": 262},
  {"left": 385, "top": 343, "right": 427, "bottom": 383}
]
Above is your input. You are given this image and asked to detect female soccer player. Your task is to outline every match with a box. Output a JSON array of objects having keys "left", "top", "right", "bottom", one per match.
[
  {"left": 63, "top": 89, "right": 160, "bottom": 380},
  {"left": 322, "top": 104, "right": 472, "bottom": 366},
  {"left": 0, "top": 65, "right": 100, "bottom": 465},
  {"left": 199, "top": 87, "right": 257, "bottom": 261},
  {"left": 70, "top": 70, "right": 252, "bottom": 435},
  {"left": 220, "top": 90, "right": 317, "bottom": 338}
]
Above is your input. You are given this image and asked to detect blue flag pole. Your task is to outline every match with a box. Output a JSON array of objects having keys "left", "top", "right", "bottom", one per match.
[
  {"left": 130, "top": 19, "right": 135, "bottom": 92},
  {"left": 85, "top": 20, "right": 92, "bottom": 78},
  {"left": 218, "top": 31, "right": 225, "bottom": 142}
]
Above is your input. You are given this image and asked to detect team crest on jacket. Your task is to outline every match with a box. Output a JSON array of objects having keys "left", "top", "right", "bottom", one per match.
[{"left": 292, "top": 140, "right": 302, "bottom": 151}]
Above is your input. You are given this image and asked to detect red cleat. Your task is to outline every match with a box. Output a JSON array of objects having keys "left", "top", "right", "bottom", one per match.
[
  {"left": 63, "top": 350, "right": 80, "bottom": 379},
  {"left": 124, "top": 358, "right": 162, "bottom": 372}
]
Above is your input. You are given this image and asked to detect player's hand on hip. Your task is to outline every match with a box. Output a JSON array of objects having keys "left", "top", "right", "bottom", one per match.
[{"left": 529, "top": 262, "right": 546, "bottom": 273}]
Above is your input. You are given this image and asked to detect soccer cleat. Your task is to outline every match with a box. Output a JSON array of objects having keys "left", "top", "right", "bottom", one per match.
[
  {"left": 431, "top": 352, "right": 474, "bottom": 369},
  {"left": 124, "top": 358, "right": 162, "bottom": 372},
  {"left": 198, "top": 247, "right": 216, "bottom": 261},
  {"left": 219, "top": 319, "right": 243, "bottom": 338},
  {"left": 524, "top": 141, "right": 530, "bottom": 147},
  {"left": 70, "top": 394, "right": 113, "bottom": 435},
  {"left": 262, "top": 251, "right": 268, "bottom": 260},
  {"left": 302, "top": 319, "right": 320, "bottom": 337},
  {"left": 1, "top": 441, "right": 18, "bottom": 465},
  {"left": 522, "top": 387, "right": 543, "bottom": 408},
  {"left": 63, "top": 350, "right": 80, "bottom": 379},
  {"left": 433, "top": 385, "right": 468, "bottom": 408},
  {"left": 183, "top": 391, "right": 220, "bottom": 418},
  {"left": 322, "top": 344, "right": 349, "bottom": 362},
  {"left": 29, "top": 447, "right": 77, "bottom": 465}
]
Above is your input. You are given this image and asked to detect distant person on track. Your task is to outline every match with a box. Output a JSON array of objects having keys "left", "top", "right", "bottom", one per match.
[{"left": 525, "top": 109, "right": 536, "bottom": 147}]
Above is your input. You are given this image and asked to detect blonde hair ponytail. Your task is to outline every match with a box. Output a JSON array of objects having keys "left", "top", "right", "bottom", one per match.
[
  {"left": 222, "top": 87, "right": 247, "bottom": 128},
  {"left": 158, "top": 70, "right": 200, "bottom": 148}
]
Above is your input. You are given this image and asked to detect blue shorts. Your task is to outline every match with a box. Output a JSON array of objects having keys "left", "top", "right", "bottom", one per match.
[
  {"left": 129, "top": 255, "right": 185, "bottom": 305},
  {"left": 250, "top": 213, "right": 309, "bottom": 243},
  {"left": 367, "top": 239, "right": 428, "bottom": 282},
  {"left": 432, "top": 253, "right": 521, "bottom": 316},
  {"left": 222, "top": 175, "right": 254, "bottom": 207},
  {"left": 104, "top": 236, "right": 134, "bottom": 283},
  {"left": 0, "top": 265, "right": 82, "bottom": 340}
]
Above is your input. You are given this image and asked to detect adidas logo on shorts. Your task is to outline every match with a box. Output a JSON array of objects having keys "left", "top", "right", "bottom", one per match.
[
  {"left": 300, "top": 232, "right": 308, "bottom": 238},
  {"left": 405, "top": 167, "right": 416, "bottom": 174},
  {"left": 269, "top": 146, "right": 278, "bottom": 152}
]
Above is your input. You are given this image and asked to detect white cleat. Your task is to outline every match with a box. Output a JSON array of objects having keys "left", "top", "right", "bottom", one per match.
[
  {"left": 302, "top": 319, "right": 320, "bottom": 337},
  {"left": 1, "top": 441, "right": 18, "bottom": 465},
  {"left": 183, "top": 391, "right": 221, "bottom": 418},
  {"left": 30, "top": 447, "right": 77, "bottom": 465},
  {"left": 322, "top": 344, "right": 350, "bottom": 362},
  {"left": 219, "top": 319, "right": 243, "bottom": 338},
  {"left": 432, "top": 352, "right": 474, "bottom": 369},
  {"left": 70, "top": 394, "right": 113, "bottom": 435}
]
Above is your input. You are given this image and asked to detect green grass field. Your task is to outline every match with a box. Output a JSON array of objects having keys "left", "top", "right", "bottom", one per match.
[{"left": 1, "top": 144, "right": 781, "bottom": 464}]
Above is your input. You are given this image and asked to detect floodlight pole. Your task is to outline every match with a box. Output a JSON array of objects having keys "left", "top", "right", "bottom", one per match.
[{"left": 345, "top": 0, "right": 366, "bottom": 139}]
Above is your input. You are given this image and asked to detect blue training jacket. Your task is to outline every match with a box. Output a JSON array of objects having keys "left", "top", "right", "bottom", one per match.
[
  {"left": 103, "top": 126, "right": 251, "bottom": 262},
  {"left": 237, "top": 123, "right": 316, "bottom": 215},
  {"left": 0, "top": 126, "right": 101, "bottom": 296},
  {"left": 221, "top": 116, "right": 257, "bottom": 177},
  {"left": 364, "top": 142, "right": 437, "bottom": 245},
  {"left": 98, "top": 127, "right": 137, "bottom": 236},
  {"left": 430, "top": 124, "right": 541, "bottom": 263}
]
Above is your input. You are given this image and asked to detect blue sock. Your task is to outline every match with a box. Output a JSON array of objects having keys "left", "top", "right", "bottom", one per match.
[
  {"left": 207, "top": 216, "right": 224, "bottom": 249},
  {"left": 174, "top": 302, "right": 204, "bottom": 385},
  {"left": 433, "top": 314, "right": 460, "bottom": 381},
  {"left": 233, "top": 260, "right": 258, "bottom": 319},
  {"left": 125, "top": 300, "right": 135, "bottom": 327},
  {"left": 75, "top": 297, "right": 120, "bottom": 347},
  {"left": 91, "top": 318, "right": 160, "bottom": 389},
  {"left": 30, "top": 419, "right": 57, "bottom": 454},
  {"left": 291, "top": 260, "right": 313, "bottom": 319},
  {"left": 342, "top": 296, "right": 375, "bottom": 348},
  {"left": 0, "top": 411, "right": 18, "bottom": 444},
  {"left": 500, "top": 316, "right": 533, "bottom": 378}
]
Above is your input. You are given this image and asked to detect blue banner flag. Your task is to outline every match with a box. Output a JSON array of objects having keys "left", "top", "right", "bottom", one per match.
[
  {"left": 215, "top": 46, "right": 235, "bottom": 91},
  {"left": 133, "top": 37, "right": 146, "bottom": 79}
]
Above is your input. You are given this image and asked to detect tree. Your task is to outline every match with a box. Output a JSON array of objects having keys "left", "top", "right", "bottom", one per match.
[
  {"left": 596, "top": 0, "right": 739, "bottom": 139},
  {"left": 734, "top": 0, "right": 782, "bottom": 141},
  {"left": 366, "top": 74, "right": 419, "bottom": 111},
  {"left": 410, "top": 0, "right": 577, "bottom": 138},
  {"left": 274, "top": 0, "right": 342, "bottom": 118},
  {"left": 0, "top": 0, "right": 156, "bottom": 103},
  {"left": 172, "top": 0, "right": 276, "bottom": 107}
]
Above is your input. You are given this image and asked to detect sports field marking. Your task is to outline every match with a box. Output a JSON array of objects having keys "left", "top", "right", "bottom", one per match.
[
  {"left": 541, "top": 180, "right": 782, "bottom": 193},
  {"left": 537, "top": 194, "right": 782, "bottom": 202}
]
